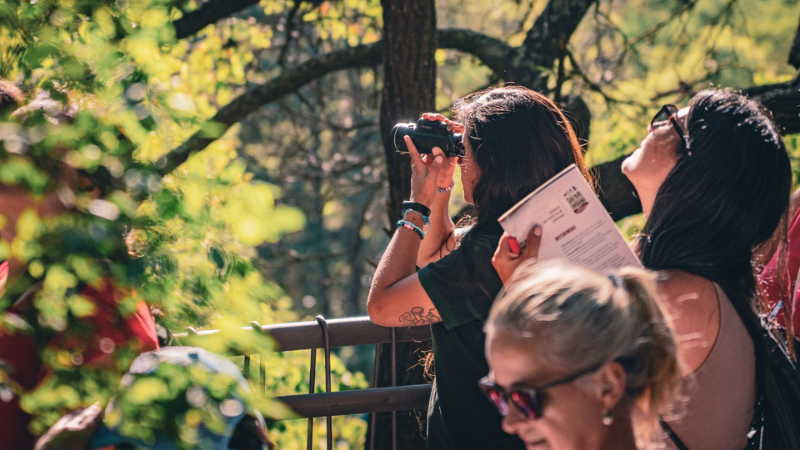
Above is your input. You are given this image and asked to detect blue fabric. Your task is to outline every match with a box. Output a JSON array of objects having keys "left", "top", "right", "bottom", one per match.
[{"left": 89, "top": 346, "right": 266, "bottom": 450}]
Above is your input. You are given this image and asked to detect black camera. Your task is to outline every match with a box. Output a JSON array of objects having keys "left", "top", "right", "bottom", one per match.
[{"left": 391, "top": 119, "right": 465, "bottom": 157}]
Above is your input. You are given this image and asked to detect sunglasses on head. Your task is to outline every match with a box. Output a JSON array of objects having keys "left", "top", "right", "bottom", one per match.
[
  {"left": 651, "top": 104, "right": 688, "bottom": 149},
  {"left": 478, "top": 363, "right": 602, "bottom": 420}
]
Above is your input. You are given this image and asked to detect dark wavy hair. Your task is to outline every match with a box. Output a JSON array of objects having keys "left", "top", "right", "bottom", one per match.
[
  {"left": 637, "top": 89, "right": 797, "bottom": 447},
  {"left": 638, "top": 89, "right": 790, "bottom": 307},
  {"left": 452, "top": 85, "right": 590, "bottom": 242}
]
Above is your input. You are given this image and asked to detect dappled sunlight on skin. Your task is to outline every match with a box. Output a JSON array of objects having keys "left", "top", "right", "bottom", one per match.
[{"left": 486, "top": 331, "right": 609, "bottom": 450}]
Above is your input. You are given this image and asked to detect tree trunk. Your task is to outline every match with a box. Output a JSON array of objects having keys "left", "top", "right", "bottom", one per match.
[{"left": 370, "top": 0, "right": 437, "bottom": 448}]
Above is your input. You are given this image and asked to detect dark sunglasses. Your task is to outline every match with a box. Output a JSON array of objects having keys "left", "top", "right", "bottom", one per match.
[
  {"left": 651, "top": 104, "right": 688, "bottom": 149},
  {"left": 478, "top": 364, "right": 602, "bottom": 420}
]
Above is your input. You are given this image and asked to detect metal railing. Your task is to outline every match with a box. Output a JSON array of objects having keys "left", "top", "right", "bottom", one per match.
[{"left": 173, "top": 316, "right": 433, "bottom": 450}]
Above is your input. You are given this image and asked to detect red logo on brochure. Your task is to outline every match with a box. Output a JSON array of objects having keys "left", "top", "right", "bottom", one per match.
[{"left": 564, "top": 186, "right": 589, "bottom": 214}]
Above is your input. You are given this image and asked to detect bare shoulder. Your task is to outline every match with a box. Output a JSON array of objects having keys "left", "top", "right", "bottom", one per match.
[
  {"left": 656, "top": 270, "right": 721, "bottom": 375},
  {"left": 656, "top": 270, "right": 718, "bottom": 310}
]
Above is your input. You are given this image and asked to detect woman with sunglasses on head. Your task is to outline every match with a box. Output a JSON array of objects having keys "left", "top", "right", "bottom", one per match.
[
  {"left": 367, "top": 85, "right": 591, "bottom": 450},
  {"left": 484, "top": 260, "right": 683, "bottom": 450},
  {"left": 494, "top": 90, "right": 798, "bottom": 449}
]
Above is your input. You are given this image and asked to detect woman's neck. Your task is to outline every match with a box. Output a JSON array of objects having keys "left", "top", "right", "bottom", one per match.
[{"left": 639, "top": 191, "right": 655, "bottom": 219}]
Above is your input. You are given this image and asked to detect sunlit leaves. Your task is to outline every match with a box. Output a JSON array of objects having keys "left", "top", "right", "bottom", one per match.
[
  {"left": 0, "top": 0, "right": 359, "bottom": 442},
  {"left": 562, "top": 0, "right": 800, "bottom": 163}
]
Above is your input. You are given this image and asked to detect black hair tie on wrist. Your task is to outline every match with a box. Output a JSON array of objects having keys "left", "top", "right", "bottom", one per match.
[{"left": 401, "top": 201, "right": 431, "bottom": 218}]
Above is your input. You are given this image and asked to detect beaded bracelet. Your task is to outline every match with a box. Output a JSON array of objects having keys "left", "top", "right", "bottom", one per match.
[
  {"left": 397, "top": 220, "right": 424, "bottom": 240},
  {"left": 437, "top": 178, "right": 455, "bottom": 194},
  {"left": 401, "top": 208, "right": 430, "bottom": 226}
]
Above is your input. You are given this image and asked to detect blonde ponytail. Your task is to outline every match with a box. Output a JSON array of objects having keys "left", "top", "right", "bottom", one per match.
[
  {"left": 615, "top": 268, "right": 683, "bottom": 444},
  {"left": 487, "top": 260, "right": 684, "bottom": 446}
]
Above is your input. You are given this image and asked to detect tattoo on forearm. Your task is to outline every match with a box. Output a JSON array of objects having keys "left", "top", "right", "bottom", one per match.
[{"left": 399, "top": 306, "right": 441, "bottom": 326}]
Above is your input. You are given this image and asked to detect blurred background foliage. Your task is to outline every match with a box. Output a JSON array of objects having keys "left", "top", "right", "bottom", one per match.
[{"left": 0, "top": 0, "right": 799, "bottom": 447}]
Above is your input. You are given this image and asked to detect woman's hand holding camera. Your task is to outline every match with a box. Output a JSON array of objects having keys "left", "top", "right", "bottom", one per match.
[
  {"left": 406, "top": 135, "right": 447, "bottom": 208},
  {"left": 422, "top": 113, "right": 461, "bottom": 191}
]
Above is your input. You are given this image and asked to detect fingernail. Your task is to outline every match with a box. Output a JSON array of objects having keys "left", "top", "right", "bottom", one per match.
[
  {"left": 533, "top": 226, "right": 542, "bottom": 236},
  {"left": 435, "top": 156, "right": 443, "bottom": 163},
  {"left": 508, "top": 237, "right": 521, "bottom": 255}
]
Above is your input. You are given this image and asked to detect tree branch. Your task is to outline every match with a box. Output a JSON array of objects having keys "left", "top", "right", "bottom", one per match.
[
  {"left": 158, "top": 26, "right": 800, "bottom": 224},
  {"left": 174, "top": 0, "right": 260, "bottom": 39},
  {"left": 512, "top": 0, "right": 598, "bottom": 89},
  {"left": 158, "top": 28, "right": 513, "bottom": 175},
  {"left": 744, "top": 77, "right": 800, "bottom": 134},
  {"left": 437, "top": 27, "right": 512, "bottom": 74},
  {"left": 174, "top": 0, "right": 329, "bottom": 40},
  {"left": 160, "top": 42, "right": 382, "bottom": 175},
  {"left": 591, "top": 154, "right": 641, "bottom": 220}
]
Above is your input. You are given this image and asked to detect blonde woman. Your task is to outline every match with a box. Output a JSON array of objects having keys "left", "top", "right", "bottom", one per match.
[{"left": 483, "top": 260, "right": 683, "bottom": 450}]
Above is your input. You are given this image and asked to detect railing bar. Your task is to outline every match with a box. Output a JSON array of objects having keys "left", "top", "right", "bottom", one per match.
[
  {"left": 273, "top": 384, "right": 432, "bottom": 419},
  {"left": 369, "top": 342, "right": 381, "bottom": 450},
  {"left": 175, "top": 318, "right": 436, "bottom": 446},
  {"left": 172, "top": 317, "right": 432, "bottom": 352},
  {"left": 243, "top": 355, "right": 251, "bottom": 380},
  {"left": 391, "top": 327, "right": 397, "bottom": 450}
]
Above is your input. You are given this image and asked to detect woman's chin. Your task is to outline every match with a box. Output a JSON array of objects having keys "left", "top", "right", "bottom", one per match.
[{"left": 620, "top": 149, "right": 640, "bottom": 176}]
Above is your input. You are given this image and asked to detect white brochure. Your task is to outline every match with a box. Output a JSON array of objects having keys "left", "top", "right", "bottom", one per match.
[{"left": 498, "top": 164, "right": 641, "bottom": 272}]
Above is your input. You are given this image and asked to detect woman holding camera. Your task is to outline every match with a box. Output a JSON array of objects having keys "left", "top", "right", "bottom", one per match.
[
  {"left": 494, "top": 89, "right": 798, "bottom": 449},
  {"left": 367, "top": 85, "right": 591, "bottom": 449}
]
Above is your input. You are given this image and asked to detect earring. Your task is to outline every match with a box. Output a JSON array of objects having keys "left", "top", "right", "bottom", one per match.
[{"left": 602, "top": 409, "right": 614, "bottom": 426}]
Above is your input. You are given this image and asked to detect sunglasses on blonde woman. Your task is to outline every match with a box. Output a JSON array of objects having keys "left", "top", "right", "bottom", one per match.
[{"left": 478, "top": 364, "right": 602, "bottom": 420}]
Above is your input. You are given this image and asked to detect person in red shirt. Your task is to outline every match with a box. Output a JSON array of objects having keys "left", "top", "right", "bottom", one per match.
[
  {"left": 758, "top": 189, "right": 800, "bottom": 332},
  {"left": 0, "top": 183, "right": 160, "bottom": 449},
  {"left": 0, "top": 85, "right": 159, "bottom": 449}
]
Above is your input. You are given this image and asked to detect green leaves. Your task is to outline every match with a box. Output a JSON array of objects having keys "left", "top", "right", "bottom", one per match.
[{"left": 0, "top": 0, "right": 362, "bottom": 444}]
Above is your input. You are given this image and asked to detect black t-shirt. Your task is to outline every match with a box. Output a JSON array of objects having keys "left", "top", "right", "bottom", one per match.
[{"left": 417, "top": 224, "right": 525, "bottom": 450}]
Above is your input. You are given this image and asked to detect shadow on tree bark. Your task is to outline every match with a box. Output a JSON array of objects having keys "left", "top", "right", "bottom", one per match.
[{"left": 367, "top": 0, "right": 437, "bottom": 448}]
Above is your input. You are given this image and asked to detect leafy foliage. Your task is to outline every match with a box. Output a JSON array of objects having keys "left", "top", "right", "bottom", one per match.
[{"left": 0, "top": 0, "right": 367, "bottom": 447}]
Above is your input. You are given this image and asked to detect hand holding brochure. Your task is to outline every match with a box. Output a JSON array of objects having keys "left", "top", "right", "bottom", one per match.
[{"left": 498, "top": 164, "right": 641, "bottom": 272}]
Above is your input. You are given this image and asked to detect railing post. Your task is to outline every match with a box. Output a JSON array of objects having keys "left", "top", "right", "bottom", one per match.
[
  {"left": 250, "top": 322, "right": 265, "bottom": 396},
  {"left": 391, "top": 327, "right": 397, "bottom": 450},
  {"left": 307, "top": 334, "right": 317, "bottom": 450},
  {"left": 369, "top": 342, "right": 382, "bottom": 450},
  {"left": 315, "top": 316, "right": 333, "bottom": 450}
]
